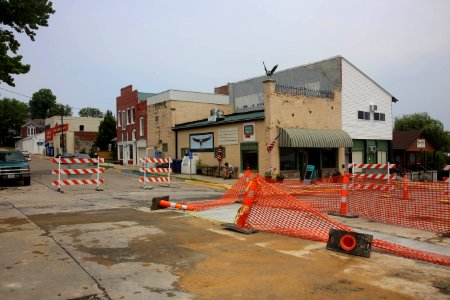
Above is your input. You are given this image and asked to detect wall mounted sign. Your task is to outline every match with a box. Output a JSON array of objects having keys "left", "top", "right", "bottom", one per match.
[
  {"left": 190, "top": 132, "right": 214, "bottom": 152},
  {"left": 243, "top": 122, "right": 256, "bottom": 142}
]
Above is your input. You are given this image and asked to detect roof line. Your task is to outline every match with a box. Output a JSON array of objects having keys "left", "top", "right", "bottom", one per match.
[
  {"left": 341, "top": 57, "right": 394, "bottom": 98},
  {"left": 231, "top": 55, "right": 343, "bottom": 85}
]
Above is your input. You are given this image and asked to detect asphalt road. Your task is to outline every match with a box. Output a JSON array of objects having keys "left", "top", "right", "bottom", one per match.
[{"left": 0, "top": 156, "right": 449, "bottom": 299}]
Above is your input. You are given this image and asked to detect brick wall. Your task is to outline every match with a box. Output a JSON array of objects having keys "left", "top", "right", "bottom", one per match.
[
  {"left": 74, "top": 132, "right": 97, "bottom": 153},
  {"left": 116, "top": 85, "right": 147, "bottom": 144}
]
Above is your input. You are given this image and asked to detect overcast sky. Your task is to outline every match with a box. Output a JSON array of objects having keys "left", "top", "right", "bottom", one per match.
[{"left": 1, "top": 0, "right": 449, "bottom": 129}]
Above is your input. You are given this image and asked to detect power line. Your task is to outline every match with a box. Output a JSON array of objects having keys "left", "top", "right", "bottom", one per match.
[{"left": 0, "top": 87, "right": 32, "bottom": 99}]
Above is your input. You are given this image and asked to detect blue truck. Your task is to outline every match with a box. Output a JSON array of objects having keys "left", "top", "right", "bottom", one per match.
[{"left": 0, "top": 150, "right": 31, "bottom": 186}]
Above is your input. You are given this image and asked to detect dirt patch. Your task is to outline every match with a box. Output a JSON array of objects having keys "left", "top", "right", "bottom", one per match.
[{"left": 433, "top": 279, "right": 450, "bottom": 295}]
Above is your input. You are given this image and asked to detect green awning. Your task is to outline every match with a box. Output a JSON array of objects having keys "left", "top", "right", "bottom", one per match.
[{"left": 279, "top": 128, "right": 353, "bottom": 148}]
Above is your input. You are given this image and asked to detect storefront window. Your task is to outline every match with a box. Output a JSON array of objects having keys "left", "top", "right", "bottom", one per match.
[
  {"left": 321, "top": 148, "right": 337, "bottom": 168},
  {"left": 280, "top": 148, "right": 297, "bottom": 170}
]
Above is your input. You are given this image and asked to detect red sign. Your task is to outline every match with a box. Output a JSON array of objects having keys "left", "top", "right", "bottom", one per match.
[
  {"left": 45, "top": 124, "right": 69, "bottom": 142},
  {"left": 217, "top": 147, "right": 223, "bottom": 162},
  {"left": 45, "top": 128, "right": 53, "bottom": 141}
]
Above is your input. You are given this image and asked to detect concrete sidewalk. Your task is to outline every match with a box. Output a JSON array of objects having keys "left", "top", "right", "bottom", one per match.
[{"left": 112, "top": 163, "right": 239, "bottom": 189}]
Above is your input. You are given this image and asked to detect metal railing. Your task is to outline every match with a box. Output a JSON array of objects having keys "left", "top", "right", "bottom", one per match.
[{"left": 275, "top": 84, "right": 334, "bottom": 99}]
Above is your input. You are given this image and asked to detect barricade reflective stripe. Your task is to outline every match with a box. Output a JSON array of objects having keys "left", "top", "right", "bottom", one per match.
[
  {"left": 139, "top": 177, "right": 173, "bottom": 183},
  {"left": 349, "top": 183, "right": 395, "bottom": 191},
  {"left": 51, "top": 156, "right": 104, "bottom": 191},
  {"left": 52, "top": 168, "right": 105, "bottom": 175},
  {"left": 444, "top": 165, "right": 450, "bottom": 171},
  {"left": 52, "top": 158, "right": 104, "bottom": 164},
  {"left": 139, "top": 157, "right": 172, "bottom": 186},
  {"left": 139, "top": 158, "right": 172, "bottom": 163},
  {"left": 350, "top": 174, "right": 396, "bottom": 180},
  {"left": 348, "top": 163, "right": 396, "bottom": 169},
  {"left": 139, "top": 168, "right": 172, "bottom": 173},
  {"left": 52, "top": 179, "right": 104, "bottom": 186}
]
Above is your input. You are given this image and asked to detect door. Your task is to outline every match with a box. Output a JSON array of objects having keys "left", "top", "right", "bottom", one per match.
[{"left": 298, "top": 150, "right": 307, "bottom": 179}]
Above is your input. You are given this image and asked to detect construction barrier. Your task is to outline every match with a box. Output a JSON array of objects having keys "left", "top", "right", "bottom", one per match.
[
  {"left": 139, "top": 157, "right": 172, "bottom": 187},
  {"left": 233, "top": 177, "right": 450, "bottom": 266},
  {"left": 156, "top": 170, "right": 449, "bottom": 266},
  {"left": 51, "top": 157, "right": 104, "bottom": 191}
]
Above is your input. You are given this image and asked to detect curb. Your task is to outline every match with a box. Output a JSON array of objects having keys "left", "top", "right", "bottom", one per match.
[{"left": 184, "top": 180, "right": 232, "bottom": 190}]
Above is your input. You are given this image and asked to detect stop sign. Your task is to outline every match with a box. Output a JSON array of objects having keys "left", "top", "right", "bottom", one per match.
[{"left": 217, "top": 147, "right": 223, "bottom": 161}]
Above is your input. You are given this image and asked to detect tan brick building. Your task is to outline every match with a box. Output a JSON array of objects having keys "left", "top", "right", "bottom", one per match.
[
  {"left": 174, "top": 80, "right": 351, "bottom": 178},
  {"left": 146, "top": 90, "right": 233, "bottom": 160}
]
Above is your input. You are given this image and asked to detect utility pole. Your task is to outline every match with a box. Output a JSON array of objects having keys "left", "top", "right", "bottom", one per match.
[{"left": 60, "top": 108, "right": 65, "bottom": 154}]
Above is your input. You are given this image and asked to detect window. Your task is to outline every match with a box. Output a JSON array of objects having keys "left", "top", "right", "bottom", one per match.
[
  {"left": 27, "top": 127, "right": 36, "bottom": 136},
  {"left": 79, "top": 125, "right": 84, "bottom": 131},
  {"left": 117, "top": 111, "right": 121, "bottom": 127},
  {"left": 155, "top": 116, "right": 158, "bottom": 123},
  {"left": 132, "top": 129, "right": 136, "bottom": 141},
  {"left": 162, "top": 143, "right": 168, "bottom": 152},
  {"left": 127, "top": 109, "right": 131, "bottom": 125},
  {"left": 321, "top": 148, "right": 337, "bottom": 168},
  {"left": 140, "top": 117, "right": 144, "bottom": 136},
  {"left": 374, "top": 112, "right": 386, "bottom": 121},
  {"left": 118, "top": 145, "right": 123, "bottom": 159},
  {"left": 131, "top": 107, "right": 135, "bottom": 124},
  {"left": 377, "top": 151, "right": 387, "bottom": 164},
  {"left": 122, "top": 111, "right": 126, "bottom": 129},
  {"left": 358, "top": 111, "right": 370, "bottom": 120}
]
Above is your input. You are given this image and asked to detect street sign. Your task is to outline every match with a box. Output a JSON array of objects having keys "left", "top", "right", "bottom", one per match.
[{"left": 188, "top": 152, "right": 193, "bottom": 159}]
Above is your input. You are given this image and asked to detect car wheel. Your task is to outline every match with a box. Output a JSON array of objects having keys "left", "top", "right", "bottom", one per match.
[{"left": 24, "top": 177, "right": 31, "bottom": 186}]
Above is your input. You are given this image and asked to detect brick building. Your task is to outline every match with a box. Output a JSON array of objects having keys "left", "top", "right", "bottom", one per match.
[
  {"left": 20, "top": 119, "right": 45, "bottom": 138},
  {"left": 45, "top": 116, "right": 102, "bottom": 156},
  {"left": 116, "top": 85, "right": 153, "bottom": 165}
]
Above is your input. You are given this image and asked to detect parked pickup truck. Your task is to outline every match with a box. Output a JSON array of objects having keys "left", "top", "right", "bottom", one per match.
[{"left": 0, "top": 150, "right": 31, "bottom": 186}]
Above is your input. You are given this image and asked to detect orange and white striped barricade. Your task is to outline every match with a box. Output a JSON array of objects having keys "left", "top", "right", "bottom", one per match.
[
  {"left": 139, "top": 157, "right": 172, "bottom": 189},
  {"left": 51, "top": 157, "right": 105, "bottom": 192},
  {"left": 348, "top": 162, "right": 397, "bottom": 182}
]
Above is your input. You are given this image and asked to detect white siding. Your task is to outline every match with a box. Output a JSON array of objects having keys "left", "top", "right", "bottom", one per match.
[{"left": 342, "top": 59, "right": 393, "bottom": 140}]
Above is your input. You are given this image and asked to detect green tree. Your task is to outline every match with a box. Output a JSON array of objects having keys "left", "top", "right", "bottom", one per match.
[
  {"left": 394, "top": 113, "right": 450, "bottom": 151},
  {"left": 0, "top": 0, "right": 55, "bottom": 86},
  {"left": 48, "top": 103, "right": 72, "bottom": 117},
  {"left": 79, "top": 107, "right": 104, "bottom": 118},
  {"left": 29, "top": 88, "right": 57, "bottom": 119},
  {"left": 95, "top": 110, "right": 116, "bottom": 151},
  {"left": 0, "top": 98, "right": 29, "bottom": 146}
]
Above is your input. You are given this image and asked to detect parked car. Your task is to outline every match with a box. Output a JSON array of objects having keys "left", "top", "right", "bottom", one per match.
[
  {"left": 74, "top": 153, "right": 91, "bottom": 159},
  {"left": 19, "top": 150, "right": 31, "bottom": 161},
  {"left": 57, "top": 152, "right": 75, "bottom": 158},
  {"left": 0, "top": 150, "right": 31, "bottom": 186}
]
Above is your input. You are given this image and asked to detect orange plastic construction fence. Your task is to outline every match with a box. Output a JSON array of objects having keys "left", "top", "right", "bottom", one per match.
[
  {"left": 269, "top": 176, "right": 450, "bottom": 234},
  {"left": 241, "top": 177, "right": 450, "bottom": 267}
]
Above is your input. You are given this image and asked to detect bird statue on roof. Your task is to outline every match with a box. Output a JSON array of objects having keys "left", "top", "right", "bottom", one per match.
[{"left": 263, "top": 61, "right": 278, "bottom": 77}]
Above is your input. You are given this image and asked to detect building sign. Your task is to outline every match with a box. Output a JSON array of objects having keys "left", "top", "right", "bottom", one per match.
[
  {"left": 417, "top": 139, "right": 426, "bottom": 148},
  {"left": 45, "top": 124, "right": 69, "bottom": 141},
  {"left": 189, "top": 133, "right": 214, "bottom": 152},
  {"left": 243, "top": 122, "right": 256, "bottom": 142}
]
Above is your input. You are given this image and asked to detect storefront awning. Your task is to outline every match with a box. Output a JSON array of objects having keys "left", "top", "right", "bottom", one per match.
[{"left": 279, "top": 128, "right": 353, "bottom": 148}]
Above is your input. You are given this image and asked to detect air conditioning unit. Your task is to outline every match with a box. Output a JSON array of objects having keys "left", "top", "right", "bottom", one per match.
[
  {"left": 369, "top": 104, "right": 378, "bottom": 112},
  {"left": 368, "top": 145, "right": 377, "bottom": 152}
]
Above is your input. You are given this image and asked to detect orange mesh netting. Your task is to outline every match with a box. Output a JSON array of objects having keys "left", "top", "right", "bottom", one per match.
[
  {"left": 268, "top": 176, "right": 450, "bottom": 234},
  {"left": 183, "top": 175, "right": 251, "bottom": 211},
  {"left": 240, "top": 177, "right": 450, "bottom": 267}
]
